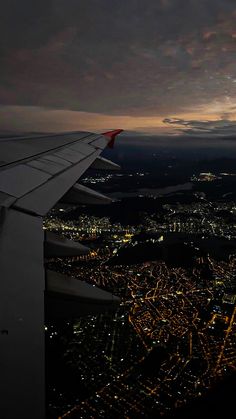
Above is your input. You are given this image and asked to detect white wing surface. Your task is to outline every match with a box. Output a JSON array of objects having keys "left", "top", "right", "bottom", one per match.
[{"left": 0, "top": 129, "right": 123, "bottom": 419}]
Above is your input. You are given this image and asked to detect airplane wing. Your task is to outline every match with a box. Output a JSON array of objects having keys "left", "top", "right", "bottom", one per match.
[
  {"left": 0, "top": 129, "right": 123, "bottom": 419},
  {"left": 0, "top": 129, "right": 123, "bottom": 215}
]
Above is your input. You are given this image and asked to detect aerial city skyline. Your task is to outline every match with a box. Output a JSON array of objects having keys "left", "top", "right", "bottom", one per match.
[{"left": 45, "top": 152, "right": 236, "bottom": 418}]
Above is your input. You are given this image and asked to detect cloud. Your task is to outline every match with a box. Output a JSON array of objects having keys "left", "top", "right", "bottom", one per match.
[
  {"left": 0, "top": 105, "right": 166, "bottom": 134},
  {"left": 163, "top": 117, "right": 236, "bottom": 137},
  {"left": 1, "top": 1, "right": 236, "bottom": 132}
]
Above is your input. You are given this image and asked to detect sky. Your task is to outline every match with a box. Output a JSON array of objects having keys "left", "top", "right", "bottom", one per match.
[{"left": 1, "top": 0, "right": 236, "bottom": 137}]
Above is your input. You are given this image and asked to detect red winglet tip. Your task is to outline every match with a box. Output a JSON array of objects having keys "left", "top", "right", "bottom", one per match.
[{"left": 102, "top": 129, "right": 123, "bottom": 148}]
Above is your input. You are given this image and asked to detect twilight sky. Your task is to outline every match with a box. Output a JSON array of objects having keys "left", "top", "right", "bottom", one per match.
[{"left": 1, "top": 0, "right": 236, "bottom": 136}]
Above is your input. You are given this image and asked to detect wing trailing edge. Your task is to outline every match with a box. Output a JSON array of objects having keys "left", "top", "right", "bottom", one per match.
[
  {"left": 62, "top": 183, "right": 113, "bottom": 205},
  {"left": 44, "top": 231, "right": 90, "bottom": 258},
  {"left": 91, "top": 156, "right": 121, "bottom": 171},
  {"left": 45, "top": 270, "right": 120, "bottom": 318}
]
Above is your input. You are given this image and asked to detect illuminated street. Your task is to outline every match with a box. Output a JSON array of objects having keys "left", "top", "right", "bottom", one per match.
[{"left": 45, "top": 188, "right": 236, "bottom": 418}]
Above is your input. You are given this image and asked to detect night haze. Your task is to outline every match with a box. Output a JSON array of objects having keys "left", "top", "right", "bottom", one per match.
[{"left": 1, "top": 2, "right": 236, "bottom": 419}]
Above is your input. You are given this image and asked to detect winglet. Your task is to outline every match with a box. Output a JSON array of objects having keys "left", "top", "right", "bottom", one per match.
[{"left": 102, "top": 129, "right": 123, "bottom": 148}]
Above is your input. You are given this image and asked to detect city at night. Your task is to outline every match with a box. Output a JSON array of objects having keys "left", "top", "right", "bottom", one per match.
[
  {"left": 44, "top": 145, "right": 236, "bottom": 418},
  {"left": 1, "top": 1, "right": 236, "bottom": 419}
]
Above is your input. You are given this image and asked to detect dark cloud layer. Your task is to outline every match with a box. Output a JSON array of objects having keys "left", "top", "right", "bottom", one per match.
[
  {"left": 164, "top": 117, "right": 236, "bottom": 137},
  {"left": 1, "top": 1, "right": 236, "bottom": 133}
]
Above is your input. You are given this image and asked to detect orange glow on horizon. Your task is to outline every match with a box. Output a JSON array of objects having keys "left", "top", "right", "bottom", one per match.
[{"left": 1, "top": 97, "right": 236, "bottom": 136}]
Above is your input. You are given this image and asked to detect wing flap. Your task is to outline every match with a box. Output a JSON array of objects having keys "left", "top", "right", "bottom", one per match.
[
  {"left": 62, "top": 183, "right": 113, "bottom": 205},
  {"left": 69, "top": 142, "right": 95, "bottom": 155},
  {"left": 40, "top": 154, "right": 72, "bottom": 167},
  {"left": 89, "top": 136, "right": 107, "bottom": 149},
  {"left": 14, "top": 149, "right": 100, "bottom": 215},
  {"left": 26, "top": 158, "right": 66, "bottom": 175},
  {"left": 0, "top": 164, "right": 50, "bottom": 198},
  {"left": 44, "top": 231, "right": 90, "bottom": 257},
  {"left": 54, "top": 148, "right": 85, "bottom": 163}
]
